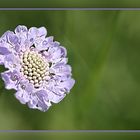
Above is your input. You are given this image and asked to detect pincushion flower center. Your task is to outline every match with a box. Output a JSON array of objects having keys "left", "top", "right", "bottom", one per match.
[{"left": 20, "top": 50, "right": 49, "bottom": 88}]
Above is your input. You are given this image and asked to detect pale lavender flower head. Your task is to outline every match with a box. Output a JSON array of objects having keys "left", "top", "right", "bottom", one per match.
[{"left": 0, "top": 25, "right": 75, "bottom": 112}]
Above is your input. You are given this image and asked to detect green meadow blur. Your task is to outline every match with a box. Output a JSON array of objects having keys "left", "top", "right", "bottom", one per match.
[
  {"left": 0, "top": 10, "right": 140, "bottom": 132},
  {"left": 1, "top": 132, "right": 140, "bottom": 140},
  {"left": 1, "top": 0, "right": 140, "bottom": 8}
]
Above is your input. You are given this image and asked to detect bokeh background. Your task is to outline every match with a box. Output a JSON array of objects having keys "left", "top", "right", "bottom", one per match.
[
  {"left": 0, "top": 10, "right": 140, "bottom": 131},
  {"left": 1, "top": 0, "right": 140, "bottom": 8}
]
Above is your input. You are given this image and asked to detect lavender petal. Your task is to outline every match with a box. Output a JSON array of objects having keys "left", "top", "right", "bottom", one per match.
[
  {"left": 4, "top": 53, "right": 20, "bottom": 70},
  {"left": 1, "top": 70, "right": 20, "bottom": 90}
]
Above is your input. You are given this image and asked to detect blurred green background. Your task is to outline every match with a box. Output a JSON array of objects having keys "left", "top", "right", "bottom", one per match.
[
  {"left": 1, "top": 0, "right": 140, "bottom": 8},
  {"left": 0, "top": 10, "right": 140, "bottom": 131}
]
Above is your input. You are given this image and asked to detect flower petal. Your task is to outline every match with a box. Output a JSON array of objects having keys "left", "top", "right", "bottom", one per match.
[
  {"left": 15, "top": 25, "right": 29, "bottom": 52},
  {"left": 0, "top": 45, "right": 11, "bottom": 55},
  {"left": 28, "top": 90, "right": 51, "bottom": 111},
  {"left": 15, "top": 90, "right": 30, "bottom": 104},
  {"left": 29, "top": 26, "right": 46, "bottom": 38},
  {"left": 46, "top": 45, "right": 67, "bottom": 64},
  {"left": 50, "top": 64, "right": 72, "bottom": 77},
  {"left": 15, "top": 25, "right": 28, "bottom": 34},
  {"left": 38, "top": 27, "right": 47, "bottom": 37},
  {"left": 1, "top": 70, "right": 20, "bottom": 90},
  {"left": 5, "top": 31, "right": 19, "bottom": 46},
  {"left": 47, "top": 89, "right": 66, "bottom": 103},
  {"left": 27, "top": 95, "right": 38, "bottom": 109},
  {"left": 4, "top": 53, "right": 20, "bottom": 70},
  {"left": 58, "top": 78, "right": 75, "bottom": 93},
  {"left": 15, "top": 80, "right": 35, "bottom": 104},
  {"left": 28, "top": 27, "right": 47, "bottom": 50},
  {"left": 0, "top": 40, "right": 14, "bottom": 55}
]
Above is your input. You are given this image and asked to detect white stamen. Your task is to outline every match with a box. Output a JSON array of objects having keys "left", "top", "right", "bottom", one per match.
[
  {"left": 21, "top": 49, "right": 49, "bottom": 88},
  {"left": 24, "top": 71, "right": 28, "bottom": 75}
]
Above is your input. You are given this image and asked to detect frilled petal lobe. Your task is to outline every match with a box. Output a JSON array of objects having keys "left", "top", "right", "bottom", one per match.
[
  {"left": 15, "top": 25, "right": 28, "bottom": 34},
  {"left": 50, "top": 64, "right": 72, "bottom": 77},
  {"left": 36, "top": 90, "right": 51, "bottom": 111},
  {"left": 6, "top": 31, "right": 19, "bottom": 46},
  {"left": 0, "top": 46, "right": 11, "bottom": 55},
  {"left": 1, "top": 70, "right": 20, "bottom": 90},
  {"left": 47, "top": 89, "right": 66, "bottom": 103},
  {"left": 29, "top": 27, "right": 47, "bottom": 38},
  {"left": 14, "top": 25, "right": 29, "bottom": 52},
  {"left": 4, "top": 54, "right": 20, "bottom": 70},
  {"left": 15, "top": 90, "right": 30, "bottom": 104},
  {"left": 15, "top": 80, "right": 34, "bottom": 104},
  {"left": 28, "top": 27, "right": 47, "bottom": 45},
  {"left": 58, "top": 78, "right": 75, "bottom": 93},
  {"left": 28, "top": 90, "right": 51, "bottom": 111},
  {"left": 27, "top": 95, "right": 38, "bottom": 109},
  {"left": 0, "top": 41, "right": 13, "bottom": 55},
  {"left": 38, "top": 27, "right": 47, "bottom": 37},
  {"left": 46, "top": 45, "right": 67, "bottom": 62}
]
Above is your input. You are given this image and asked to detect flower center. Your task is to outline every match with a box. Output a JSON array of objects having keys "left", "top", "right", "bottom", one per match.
[{"left": 20, "top": 50, "right": 49, "bottom": 88}]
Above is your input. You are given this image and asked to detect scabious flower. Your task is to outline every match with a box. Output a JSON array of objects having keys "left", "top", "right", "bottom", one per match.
[{"left": 0, "top": 25, "right": 75, "bottom": 112}]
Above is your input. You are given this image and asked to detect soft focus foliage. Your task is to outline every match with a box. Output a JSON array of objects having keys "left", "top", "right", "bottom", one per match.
[
  {"left": 1, "top": 0, "right": 140, "bottom": 7},
  {"left": 0, "top": 10, "right": 140, "bottom": 131}
]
